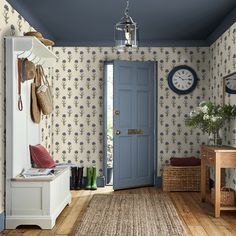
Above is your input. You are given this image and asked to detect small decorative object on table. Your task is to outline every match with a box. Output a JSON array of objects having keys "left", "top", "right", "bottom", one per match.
[{"left": 186, "top": 101, "right": 236, "bottom": 146}]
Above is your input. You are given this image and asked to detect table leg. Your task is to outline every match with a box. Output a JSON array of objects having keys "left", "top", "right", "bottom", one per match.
[
  {"left": 201, "top": 160, "right": 206, "bottom": 202},
  {"left": 215, "top": 163, "right": 221, "bottom": 218}
]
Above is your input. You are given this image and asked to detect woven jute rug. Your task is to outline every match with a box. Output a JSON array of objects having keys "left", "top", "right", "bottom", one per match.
[{"left": 73, "top": 193, "right": 187, "bottom": 236}]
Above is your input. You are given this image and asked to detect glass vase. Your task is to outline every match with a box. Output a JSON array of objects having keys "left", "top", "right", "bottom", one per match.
[{"left": 208, "top": 129, "right": 222, "bottom": 146}]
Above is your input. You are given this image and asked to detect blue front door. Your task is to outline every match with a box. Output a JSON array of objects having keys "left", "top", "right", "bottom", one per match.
[{"left": 113, "top": 61, "right": 155, "bottom": 190}]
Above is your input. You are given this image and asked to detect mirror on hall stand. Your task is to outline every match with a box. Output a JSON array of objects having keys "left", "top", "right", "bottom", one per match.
[
  {"left": 222, "top": 78, "right": 226, "bottom": 105},
  {"left": 222, "top": 72, "right": 236, "bottom": 145},
  {"left": 222, "top": 72, "right": 236, "bottom": 186},
  {"left": 223, "top": 72, "right": 236, "bottom": 105}
]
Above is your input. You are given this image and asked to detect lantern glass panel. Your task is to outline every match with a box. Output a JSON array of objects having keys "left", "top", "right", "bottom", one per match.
[{"left": 114, "top": 21, "right": 138, "bottom": 49}]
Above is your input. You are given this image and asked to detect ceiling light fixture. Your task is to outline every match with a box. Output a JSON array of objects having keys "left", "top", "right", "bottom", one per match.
[{"left": 114, "top": 0, "right": 139, "bottom": 50}]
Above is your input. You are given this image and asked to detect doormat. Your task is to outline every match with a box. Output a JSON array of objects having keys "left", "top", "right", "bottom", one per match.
[{"left": 73, "top": 193, "right": 187, "bottom": 236}]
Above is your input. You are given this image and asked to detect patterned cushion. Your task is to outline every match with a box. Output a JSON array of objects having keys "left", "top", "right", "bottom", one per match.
[
  {"left": 170, "top": 156, "right": 201, "bottom": 166},
  {"left": 29, "top": 144, "right": 55, "bottom": 168}
]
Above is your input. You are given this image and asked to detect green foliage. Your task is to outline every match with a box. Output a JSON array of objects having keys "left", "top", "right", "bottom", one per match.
[
  {"left": 185, "top": 101, "right": 236, "bottom": 134},
  {"left": 107, "top": 127, "right": 113, "bottom": 168}
]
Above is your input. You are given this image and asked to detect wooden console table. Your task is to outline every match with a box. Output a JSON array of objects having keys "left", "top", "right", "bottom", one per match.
[{"left": 201, "top": 145, "right": 236, "bottom": 217}]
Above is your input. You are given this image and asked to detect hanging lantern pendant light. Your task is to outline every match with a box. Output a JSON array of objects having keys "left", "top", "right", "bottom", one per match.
[{"left": 114, "top": 0, "right": 139, "bottom": 50}]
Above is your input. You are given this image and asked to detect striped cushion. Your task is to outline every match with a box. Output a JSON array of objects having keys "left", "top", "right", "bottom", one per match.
[{"left": 29, "top": 144, "right": 55, "bottom": 168}]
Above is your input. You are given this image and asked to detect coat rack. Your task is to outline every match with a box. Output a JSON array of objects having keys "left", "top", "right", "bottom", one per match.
[
  {"left": 5, "top": 36, "right": 57, "bottom": 179},
  {"left": 7, "top": 36, "right": 57, "bottom": 67},
  {"left": 4, "top": 37, "right": 70, "bottom": 230}
]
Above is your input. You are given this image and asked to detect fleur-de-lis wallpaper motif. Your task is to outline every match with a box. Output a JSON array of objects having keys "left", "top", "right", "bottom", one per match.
[
  {"left": 210, "top": 22, "right": 236, "bottom": 189},
  {"left": 52, "top": 46, "right": 211, "bottom": 177}
]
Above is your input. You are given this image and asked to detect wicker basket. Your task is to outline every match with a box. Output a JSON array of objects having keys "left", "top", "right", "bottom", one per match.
[
  {"left": 162, "top": 165, "right": 200, "bottom": 192},
  {"left": 211, "top": 187, "right": 235, "bottom": 206}
]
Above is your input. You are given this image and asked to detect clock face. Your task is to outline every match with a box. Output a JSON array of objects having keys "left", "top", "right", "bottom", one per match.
[
  {"left": 168, "top": 65, "right": 198, "bottom": 94},
  {"left": 225, "top": 72, "right": 236, "bottom": 94},
  {"left": 172, "top": 69, "right": 194, "bottom": 91}
]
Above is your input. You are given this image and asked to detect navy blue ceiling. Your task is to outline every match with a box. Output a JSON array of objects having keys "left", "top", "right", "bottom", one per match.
[{"left": 7, "top": 0, "right": 236, "bottom": 46}]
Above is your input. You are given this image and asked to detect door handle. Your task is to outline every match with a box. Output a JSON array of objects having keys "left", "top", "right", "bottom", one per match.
[
  {"left": 114, "top": 110, "right": 120, "bottom": 116},
  {"left": 115, "top": 130, "right": 121, "bottom": 135}
]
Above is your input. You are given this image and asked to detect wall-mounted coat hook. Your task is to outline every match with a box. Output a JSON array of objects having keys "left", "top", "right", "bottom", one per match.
[
  {"left": 17, "top": 51, "right": 26, "bottom": 58},
  {"left": 17, "top": 50, "right": 32, "bottom": 59},
  {"left": 31, "top": 55, "right": 38, "bottom": 63},
  {"left": 26, "top": 51, "right": 33, "bottom": 59},
  {"left": 41, "top": 59, "right": 46, "bottom": 66},
  {"left": 35, "top": 57, "right": 41, "bottom": 65}
]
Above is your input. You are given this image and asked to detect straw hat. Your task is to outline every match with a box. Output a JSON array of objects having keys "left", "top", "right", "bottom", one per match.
[
  {"left": 24, "top": 31, "right": 55, "bottom": 46},
  {"left": 21, "top": 58, "right": 36, "bottom": 82}
]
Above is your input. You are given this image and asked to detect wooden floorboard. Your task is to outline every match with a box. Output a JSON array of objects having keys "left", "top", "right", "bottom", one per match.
[{"left": 1, "top": 187, "right": 236, "bottom": 236}]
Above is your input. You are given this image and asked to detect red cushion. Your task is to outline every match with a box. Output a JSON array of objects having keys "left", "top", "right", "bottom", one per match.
[
  {"left": 29, "top": 144, "right": 55, "bottom": 168},
  {"left": 170, "top": 156, "right": 201, "bottom": 166}
]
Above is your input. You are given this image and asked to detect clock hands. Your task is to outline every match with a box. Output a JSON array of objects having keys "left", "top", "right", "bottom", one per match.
[{"left": 175, "top": 75, "right": 192, "bottom": 81}]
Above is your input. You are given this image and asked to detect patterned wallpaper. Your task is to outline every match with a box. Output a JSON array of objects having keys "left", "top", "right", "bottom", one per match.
[
  {"left": 0, "top": 0, "right": 236, "bottom": 219},
  {"left": 210, "top": 22, "right": 236, "bottom": 189},
  {"left": 52, "top": 46, "right": 210, "bottom": 176}
]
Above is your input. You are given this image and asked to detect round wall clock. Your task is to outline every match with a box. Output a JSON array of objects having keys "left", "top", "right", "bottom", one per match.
[
  {"left": 224, "top": 72, "right": 236, "bottom": 94},
  {"left": 167, "top": 65, "right": 198, "bottom": 94}
]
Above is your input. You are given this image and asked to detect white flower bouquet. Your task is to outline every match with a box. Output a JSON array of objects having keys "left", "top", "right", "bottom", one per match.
[{"left": 186, "top": 101, "right": 236, "bottom": 145}]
